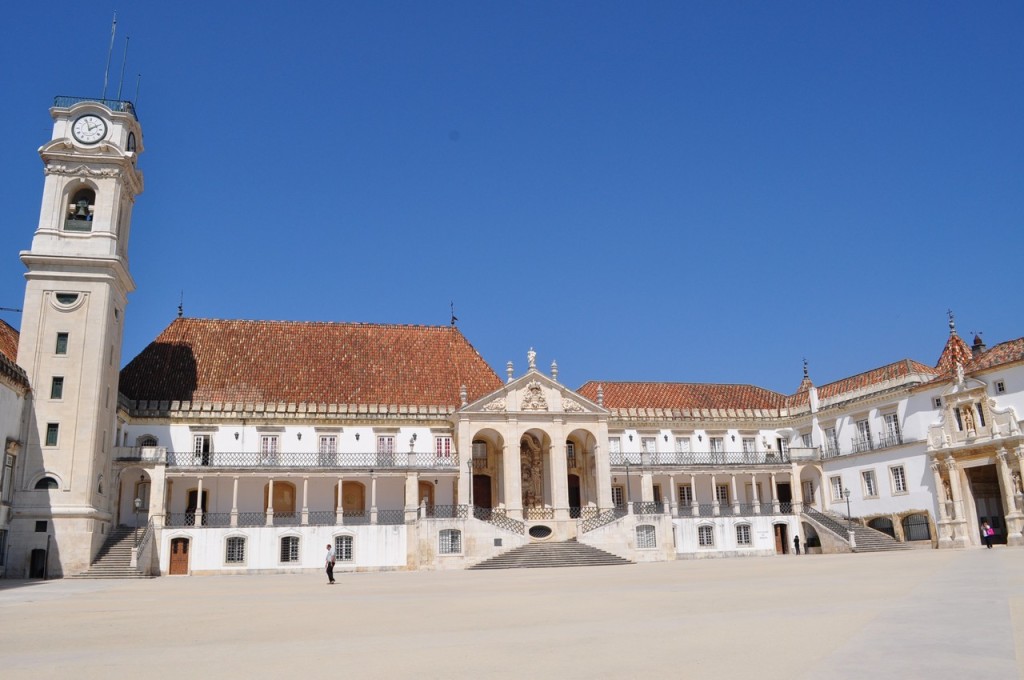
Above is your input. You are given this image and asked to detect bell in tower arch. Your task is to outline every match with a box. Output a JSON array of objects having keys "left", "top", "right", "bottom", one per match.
[{"left": 65, "top": 188, "right": 95, "bottom": 231}]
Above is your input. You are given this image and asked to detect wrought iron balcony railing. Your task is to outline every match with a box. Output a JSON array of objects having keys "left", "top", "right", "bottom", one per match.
[
  {"left": 876, "top": 432, "right": 903, "bottom": 449},
  {"left": 166, "top": 450, "right": 459, "bottom": 469},
  {"left": 54, "top": 95, "right": 139, "bottom": 119},
  {"left": 609, "top": 451, "right": 790, "bottom": 467},
  {"left": 850, "top": 437, "right": 874, "bottom": 454}
]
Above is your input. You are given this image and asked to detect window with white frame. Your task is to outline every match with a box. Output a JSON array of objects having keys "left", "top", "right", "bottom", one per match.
[
  {"left": 715, "top": 484, "right": 729, "bottom": 504},
  {"left": 933, "top": 397, "right": 942, "bottom": 409},
  {"left": 636, "top": 524, "right": 657, "bottom": 549},
  {"left": 776, "top": 437, "right": 789, "bottom": 456},
  {"left": 611, "top": 486, "right": 625, "bottom": 507},
  {"left": 260, "top": 435, "right": 279, "bottom": 463},
  {"left": 193, "top": 434, "right": 212, "bottom": 465},
  {"left": 608, "top": 437, "right": 621, "bottom": 454},
  {"left": 824, "top": 427, "right": 839, "bottom": 454},
  {"left": 862, "top": 470, "right": 878, "bottom": 498},
  {"left": 678, "top": 485, "right": 693, "bottom": 506},
  {"left": 830, "top": 476, "right": 844, "bottom": 501},
  {"left": 435, "top": 436, "right": 452, "bottom": 458},
  {"left": 674, "top": 437, "right": 690, "bottom": 453},
  {"left": 996, "top": 380, "right": 1006, "bottom": 394},
  {"left": 334, "top": 535, "right": 353, "bottom": 561},
  {"left": 742, "top": 437, "right": 756, "bottom": 454},
  {"left": 377, "top": 436, "right": 395, "bottom": 454},
  {"left": 709, "top": 437, "right": 724, "bottom": 454},
  {"left": 319, "top": 435, "right": 337, "bottom": 454},
  {"left": 641, "top": 437, "right": 657, "bottom": 455},
  {"left": 566, "top": 441, "right": 576, "bottom": 467},
  {"left": 800, "top": 432, "right": 812, "bottom": 447},
  {"left": 698, "top": 525, "right": 714, "bottom": 547},
  {"left": 802, "top": 480, "right": 815, "bottom": 504},
  {"left": 439, "top": 529, "right": 462, "bottom": 554},
  {"left": 882, "top": 413, "right": 901, "bottom": 446},
  {"left": 225, "top": 536, "right": 246, "bottom": 564},
  {"left": 890, "top": 465, "right": 908, "bottom": 494},
  {"left": 736, "top": 524, "right": 751, "bottom": 546},
  {"left": 280, "top": 536, "right": 299, "bottom": 563},
  {"left": 856, "top": 419, "right": 871, "bottom": 446}
]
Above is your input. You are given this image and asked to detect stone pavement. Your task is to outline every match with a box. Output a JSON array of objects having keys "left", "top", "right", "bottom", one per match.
[{"left": 0, "top": 547, "right": 1021, "bottom": 679}]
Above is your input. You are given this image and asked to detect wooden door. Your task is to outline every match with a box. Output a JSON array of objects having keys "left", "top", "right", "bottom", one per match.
[
  {"left": 774, "top": 524, "right": 787, "bottom": 555},
  {"left": 342, "top": 481, "right": 365, "bottom": 515},
  {"left": 418, "top": 481, "right": 435, "bottom": 509},
  {"left": 169, "top": 538, "right": 190, "bottom": 575},
  {"left": 473, "top": 474, "right": 492, "bottom": 508},
  {"left": 264, "top": 482, "right": 296, "bottom": 512}
]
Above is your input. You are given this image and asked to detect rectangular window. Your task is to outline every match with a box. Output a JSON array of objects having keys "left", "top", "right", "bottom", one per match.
[
  {"left": 318, "top": 435, "right": 337, "bottom": 454},
  {"left": 653, "top": 485, "right": 662, "bottom": 504},
  {"left": 376, "top": 436, "right": 395, "bottom": 454},
  {"left": 976, "top": 403, "right": 986, "bottom": 428},
  {"left": 472, "top": 441, "right": 487, "bottom": 462},
  {"left": 435, "top": 436, "right": 452, "bottom": 458},
  {"left": 996, "top": 380, "right": 1006, "bottom": 394},
  {"left": 824, "top": 427, "right": 839, "bottom": 455},
  {"left": 741, "top": 437, "right": 756, "bottom": 454},
  {"left": 1, "top": 454, "right": 14, "bottom": 502},
  {"left": 194, "top": 434, "right": 212, "bottom": 465},
  {"left": 709, "top": 437, "right": 724, "bottom": 454},
  {"left": 636, "top": 525, "right": 657, "bottom": 549},
  {"left": 776, "top": 437, "right": 789, "bottom": 455},
  {"left": 611, "top": 486, "right": 625, "bottom": 507},
  {"left": 678, "top": 485, "right": 693, "bottom": 506},
  {"left": 260, "top": 435, "right": 279, "bottom": 454},
  {"left": 225, "top": 536, "right": 246, "bottom": 564},
  {"left": 856, "top": 419, "right": 871, "bottom": 446},
  {"left": 566, "top": 441, "right": 576, "bottom": 467},
  {"left": 715, "top": 484, "right": 729, "bottom": 504},
  {"left": 933, "top": 397, "right": 942, "bottom": 409},
  {"left": 280, "top": 536, "right": 299, "bottom": 562},
  {"left": 882, "top": 413, "right": 901, "bottom": 447},
  {"left": 891, "top": 465, "right": 908, "bottom": 494},
  {"left": 50, "top": 376, "right": 64, "bottom": 399},
  {"left": 608, "top": 437, "right": 621, "bottom": 454},
  {"left": 439, "top": 529, "right": 462, "bottom": 554},
  {"left": 45, "top": 423, "right": 59, "bottom": 447},
  {"left": 674, "top": 437, "right": 690, "bottom": 453},
  {"left": 641, "top": 437, "right": 657, "bottom": 454},
  {"left": 335, "top": 535, "right": 353, "bottom": 561},
  {"left": 830, "top": 476, "right": 844, "bottom": 501},
  {"left": 862, "top": 470, "right": 878, "bottom": 498},
  {"left": 698, "top": 525, "right": 714, "bottom": 547},
  {"left": 55, "top": 332, "right": 69, "bottom": 355},
  {"left": 800, "top": 433, "right": 812, "bottom": 447},
  {"left": 736, "top": 524, "right": 751, "bottom": 546},
  {"left": 35, "top": 520, "right": 47, "bottom": 533}
]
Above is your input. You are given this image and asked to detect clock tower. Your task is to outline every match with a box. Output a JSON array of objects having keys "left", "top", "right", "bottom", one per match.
[{"left": 11, "top": 97, "right": 143, "bottom": 577}]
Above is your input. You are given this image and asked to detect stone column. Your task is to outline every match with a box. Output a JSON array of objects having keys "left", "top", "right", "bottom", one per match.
[
  {"left": 370, "top": 473, "right": 378, "bottom": 524},
  {"left": 730, "top": 473, "right": 740, "bottom": 515},
  {"left": 550, "top": 437, "right": 570, "bottom": 520},
  {"left": 711, "top": 474, "right": 719, "bottom": 516},
  {"left": 791, "top": 463, "right": 804, "bottom": 514},
  {"left": 751, "top": 473, "right": 761, "bottom": 514},
  {"left": 405, "top": 472, "right": 419, "bottom": 523},
  {"left": 690, "top": 473, "right": 698, "bottom": 517},
  {"left": 266, "top": 478, "right": 274, "bottom": 526},
  {"left": 301, "top": 477, "right": 309, "bottom": 525},
  {"left": 149, "top": 466, "right": 167, "bottom": 529},
  {"left": 456, "top": 419, "right": 472, "bottom": 512},
  {"left": 503, "top": 438, "right": 524, "bottom": 521},
  {"left": 594, "top": 442, "right": 613, "bottom": 511},
  {"left": 336, "top": 477, "right": 344, "bottom": 524},
  {"left": 770, "top": 472, "right": 780, "bottom": 514},
  {"left": 930, "top": 462, "right": 951, "bottom": 537},
  {"left": 997, "top": 448, "right": 1023, "bottom": 546},
  {"left": 668, "top": 474, "right": 678, "bottom": 517},
  {"left": 195, "top": 476, "right": 205, "bottom": 526},
  {"left": 640, "top": 470, "right": 654, "bottom": 503},
  {"left": 945, "top": 457, "right": 968, "bottom": 547},
  {"left": 230, "top": 476, "right": 239, "bottom": 527}
]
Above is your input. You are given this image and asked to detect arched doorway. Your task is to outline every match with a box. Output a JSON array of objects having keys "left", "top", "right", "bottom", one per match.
[
  {"left": 568, "top": 474, "right": 581, "bottom": 517},
  {"left": 341, "top": 481, "right": 366, "bottom": 518},
  {"left": 264, "top": 481, "right": 297, "bottom": 515},
  {"left": 868, "top": 517, "right": 896, "bottom": 538},
  {"left": 169, "top": 537, "right": 190, "bottom": 575},
  {"left": 774, "top": 523, "right": 789, "bottom": 555},
  {"left": 418, "top": 481, "right": 435, "bottom": 509}
]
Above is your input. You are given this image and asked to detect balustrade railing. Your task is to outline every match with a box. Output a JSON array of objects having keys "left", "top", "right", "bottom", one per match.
[
  {"left": 695, "top": 503, "right": 717, "bottom": 517},
  {"left": 423, "top": 505, "right": 468, "bottom": 519},
  {"left": 343, "top": 510, "right": 371, "bottom": 525},
  {"left": 377, "top": 509, "right": 406, "bottom": 525},
  {"left": 609, "top": 451, "right": 790, "bottom": 467},
  {"left": 166, "top": 450, "right": 459, "bottom": 469},
  {"left": 850, "top": 437, "right": 874, "bottom": 454},
  {"left": 474, "top": 507, "right": 525, "bottom": 534},
  {"left": 308, "top": 510, "right": 337, "bottom": 526},
  {"left": 632, "top": 501, "right": 664, "bottom": 515},
  {"left": 237, "top": 512, "right": 267, "bottom": 527},
  {"left": 273, "top": 512, "right": 300, "bottom": 526},
  {"left": 134, "top": 518, "right": 154, "bottom": 550},
  {"left": 877, "top": 432, "right": 903, "bottom": 449},
  {"left": 523, "top": 507, "right": 554, "bottom": 520},
  {"left": 54, "top": 95, "right": 139, "bottom": 119},
  {"left": 579, "top": 506, "right": 627, "bottom": 533},
  {"left": 570, "top": 507, "right": 600, "bottom": 520}
]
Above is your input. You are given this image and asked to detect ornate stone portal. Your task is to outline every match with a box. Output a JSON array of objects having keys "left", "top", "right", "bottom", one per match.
[{"left": 520, "top": 434, "right": 544, "bottom": 508}]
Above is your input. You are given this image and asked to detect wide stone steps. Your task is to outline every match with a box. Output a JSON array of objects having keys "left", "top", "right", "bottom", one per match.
[
  {"left": 803, "top": 508, "right": 909, "bottom": 553},
  {"left": 468, "top": 539, "right": 632, "bottom": 570},
  {"left": 72, "top": 526, "right": 154, "bottom": 579}
]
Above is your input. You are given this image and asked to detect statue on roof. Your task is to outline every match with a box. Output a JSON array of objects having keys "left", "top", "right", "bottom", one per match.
[{"left": 527, "top": 347, "right": 536, "bottom": 370}]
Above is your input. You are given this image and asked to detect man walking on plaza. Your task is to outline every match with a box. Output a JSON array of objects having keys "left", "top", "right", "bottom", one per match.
[{"left": 325, "top": 543, "right": 336, "bottom": 584}]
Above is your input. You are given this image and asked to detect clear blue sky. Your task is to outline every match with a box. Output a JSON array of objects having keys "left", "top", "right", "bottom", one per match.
[{"left": 2, "top": 3, "right": 1022, "bottom": 394}]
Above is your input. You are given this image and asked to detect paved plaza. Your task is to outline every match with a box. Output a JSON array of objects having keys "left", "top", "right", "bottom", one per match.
[{"left": 1, "top": 548, "right": 1022, "bottom": 679}]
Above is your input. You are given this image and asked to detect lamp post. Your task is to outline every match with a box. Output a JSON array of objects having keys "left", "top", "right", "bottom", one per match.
[
  {"left": 842, "top": 488, "right": 851, "bottom": 531},
  {"left": 133, "top": 496, "right": 142, "bottom": 540}
]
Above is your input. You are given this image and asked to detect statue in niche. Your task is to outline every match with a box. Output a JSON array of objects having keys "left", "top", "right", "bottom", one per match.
[
  {"left": 961, "top": 405, "right": 976, "bottom": 433},
  {"left": 1013, "top": 471, "right": 1023, "bottom": 495},
  {"left": 520, "top": 434, "right": 544, "bottom": 508},
  {"left": 943, "top": 479, "right": 952, "bottom": 502}
]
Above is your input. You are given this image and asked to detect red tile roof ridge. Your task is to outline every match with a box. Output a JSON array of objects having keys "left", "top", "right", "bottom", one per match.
[
  {"left": 0, "top": 318, "right": 19, "bottom": 365},
  {"left": 815, "top": 358, "right": 938, "bottom": 400},
  {"left": 578, "top": 380, "right": 785, "bottom": 392}
]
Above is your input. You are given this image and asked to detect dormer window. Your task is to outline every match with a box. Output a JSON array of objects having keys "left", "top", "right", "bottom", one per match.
[{"left": 65, "top": 188, "right": 95, "bottom": 232}]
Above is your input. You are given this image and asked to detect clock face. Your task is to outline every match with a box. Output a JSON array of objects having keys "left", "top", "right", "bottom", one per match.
[{"left": 72, "top": 115, "right": 107, "bottom": 144}]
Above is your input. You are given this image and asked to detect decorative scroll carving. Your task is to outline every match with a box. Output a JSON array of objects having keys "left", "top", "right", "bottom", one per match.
[
  {"left": 45, "top": 163, "right": 120, "bottom": 178},
  {"left": 562, "top": 398, "right": 584, "bottom": 413},
  {"left": 521, "top": 381, "right": 548, "bottom": 411},
  {"left": 481, "top": 398, "right": 506, "bottom": 412}
]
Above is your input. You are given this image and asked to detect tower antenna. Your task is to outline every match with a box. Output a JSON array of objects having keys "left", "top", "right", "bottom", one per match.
[
  {"left": 450, "top": 301, "right": 458, "bottom": 327},
  {"left": 134, "top": 74, "right": 142, "bottom": 107},
  {"left": 101, "top": 12, "right": 118, "bottom": 100},
  {"left": 116, "top": 36, "right": 130, "bottom": 100},
  {"left": 177, "top": 291, "right": 184, "bottom": 318}
]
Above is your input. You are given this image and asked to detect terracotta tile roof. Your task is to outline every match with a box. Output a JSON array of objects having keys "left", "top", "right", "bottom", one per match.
[
  {"left": 0, "top": 320, "right": 18, "bottom": 365},
  {"left": 119, "top": 318, "right": 502, "bottom": 407},
  {"left": 577, "top": 381, "right": 786, "bottom": 411},
  {"left": 815, "top": 359, "right": 938, "bottom": 400},
  {"left": 967, "top": 337, "right": 1024, "bottom": 373},
  {"left": 0, "top": 319, "right": 29, "bottom": 391},
  {"left": 935, "top": 332, "right": 973, "bottom": 377}
]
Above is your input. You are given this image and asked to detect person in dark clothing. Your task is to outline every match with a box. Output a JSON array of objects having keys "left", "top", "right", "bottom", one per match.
[{"left": 793, "top": 535, "right": 800, "bottom": 554}]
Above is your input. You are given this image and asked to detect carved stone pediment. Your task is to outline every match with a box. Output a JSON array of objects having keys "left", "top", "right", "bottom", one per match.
[
  {"left": 521, "top": 381, "right": 548, "bottom": 411},
  {"left": 481, "top": 397, "right": 506, "bottom": 412},
  {"left": 562, "top": 398, "right": 584, "bottom": 413}
]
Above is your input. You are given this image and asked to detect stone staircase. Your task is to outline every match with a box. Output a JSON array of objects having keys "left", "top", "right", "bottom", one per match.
[
  {"left": 72, "top": 526, "right": 154, "bottom": 579},
  {"left": 803, "top": 508, "right": 909, "bottom": 553},
  {"left": 468, "top": 539, "right": 632, "bottom": 570}
]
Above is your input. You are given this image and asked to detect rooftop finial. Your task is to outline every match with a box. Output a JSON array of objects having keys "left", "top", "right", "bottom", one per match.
[
  {"left": 450, "top": 301, "right": 458, "bottom": 327},
  {"left": 803, "top": 357, "right": 809, "bottom": 379},
  {"left": 506, "top": 361, "right": 514, "bottom": 383},
  {"left": 948, "top": 309, "right": 956, "bottom": 334},
  {"left": 177, "top": 291, "right": 184, "bottom": 318},
  {"left": 551, "top": 359, "right": 558, "bottom": 381},
  {"left": 596, "top": 384, "right": 604, "bottom": 407}
]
